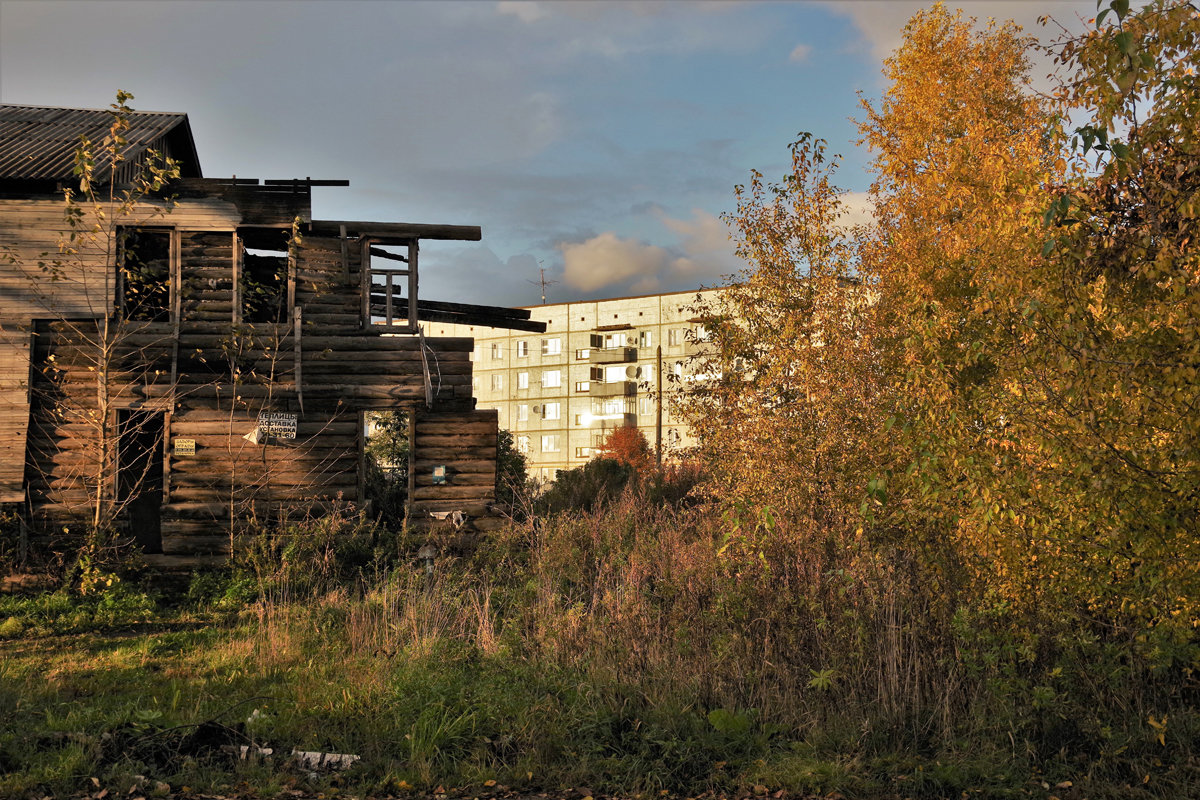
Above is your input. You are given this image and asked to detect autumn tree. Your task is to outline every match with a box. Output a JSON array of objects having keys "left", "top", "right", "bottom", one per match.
[
  {"left": 596, "top": 425, "right": 652, "bottom": 472},
  {"left": 676, "top": 133, "right": 880, "bottom": 535},
  {"left": 1018, "top": 0, "right": 1200, "bottom": 638},
  {"left": 852, "top": 5, "right": 1059, "bottom": 604}
]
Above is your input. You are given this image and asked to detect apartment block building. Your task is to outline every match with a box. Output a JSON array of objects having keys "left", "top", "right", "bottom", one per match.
[{"left": 428, "top": 289, "right": 720, "bottom": 481}]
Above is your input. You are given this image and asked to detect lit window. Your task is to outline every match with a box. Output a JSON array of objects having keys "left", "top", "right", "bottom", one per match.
[
  {"left": 517, "top": 341, "right": 528, "bottom": 357},
  {"left": 541, "top": 338, "right": 562, "bottom": 356},
  {"left": 542, "top": 370, "right": 562, "bottom": 388},
  {"left": 604, "top": 365, "right": 627, "bottom": 383},
  {"left": 517, "top": 372, "right": 529, "bottom": 389},
  {"left": 541, "top": 434, "right": 560, "bottom": 453}
]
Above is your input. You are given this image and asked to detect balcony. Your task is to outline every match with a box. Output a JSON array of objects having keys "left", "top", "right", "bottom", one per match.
[
  {"left": 589, "top": 346, "right": 637, "bottom": 364},
  {"left": 587, "top": 412, "right": 638, "bottom": 429},
  {"left": 589, "top": 380, "right": 637, "bottom": 398}
]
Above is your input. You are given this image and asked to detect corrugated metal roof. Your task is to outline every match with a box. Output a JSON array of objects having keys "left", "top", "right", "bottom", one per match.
[{"left": 0, "top": 104, "right": 201, "bottom": 181}]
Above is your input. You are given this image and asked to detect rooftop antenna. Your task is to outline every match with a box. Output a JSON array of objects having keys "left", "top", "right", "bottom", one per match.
[{"left": 527, "top": 262, "right": 558, "bottom": 305}]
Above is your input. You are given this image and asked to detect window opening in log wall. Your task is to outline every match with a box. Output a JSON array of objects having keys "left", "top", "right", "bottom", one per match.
[
  {"left": 118, "top": 227, "right": 172, "bottom": 322},
  {"left": 241, "top": 233, "right": 290, "bottom": 324}
]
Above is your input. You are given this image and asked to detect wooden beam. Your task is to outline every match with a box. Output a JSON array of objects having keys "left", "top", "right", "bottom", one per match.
[
  {"left": 368, "top": 247, "right": 409, "bottom": 264},
  {"left": 311, "top": 220, "right": 482, "bottom": 242}
]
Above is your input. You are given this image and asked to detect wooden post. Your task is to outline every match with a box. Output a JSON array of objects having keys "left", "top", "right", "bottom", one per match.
[
  {"left": 360, "top": 239, "right": 371, "bottom": 331},
  {"left": 655, "top": 345, "right": 662, "bottom": 471},
  {"left": 385, "top": 272, "right": 394, "bottom": 326},
  {"left": 170, "top": 228, "right": 181, "bottom": 391},
  {"left": 408, "top": 240, "right": 419, "bottom": 334},
  {"left": 232, "top": 231, "right": 242, "bottom": 326},
  {"left": 294, "top": 306, "right": 304, "bottom": 414}
]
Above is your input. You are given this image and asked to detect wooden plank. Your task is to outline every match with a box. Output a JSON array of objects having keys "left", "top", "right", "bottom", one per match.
[{"left": 310, "top": 220, "right": 481, "bottom": 241}]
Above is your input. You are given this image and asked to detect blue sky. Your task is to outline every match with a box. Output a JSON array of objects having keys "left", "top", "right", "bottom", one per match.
[{"left": 0, "top": 0, "right": 1092, "bottom": 306}]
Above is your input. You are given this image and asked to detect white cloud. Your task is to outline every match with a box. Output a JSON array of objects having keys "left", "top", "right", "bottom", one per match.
[
  {"left": 558, "top": 209, "right": 737, "bottom": 296},
  {"left": 655, "top": 207, "right": 736, "bottom": 271},
  {"left": 788, "top": 43, "right": 812, "bottom": 63},
  {"left": 838, "top": 191, "right": 875, "bottom": 229},
  {"left": 496, "top": 2, "right": 548, "bottom": 24},
  {"left": 821, "top": 1, "right": 1094, "bottom": 89},
  {"left": 560, "top": 232, "right": 671, "bottom": 292}
]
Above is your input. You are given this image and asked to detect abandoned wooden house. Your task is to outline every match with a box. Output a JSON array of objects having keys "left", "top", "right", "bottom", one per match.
[{"left": 0, "top": 104, "right": 544, "bottom": 564}]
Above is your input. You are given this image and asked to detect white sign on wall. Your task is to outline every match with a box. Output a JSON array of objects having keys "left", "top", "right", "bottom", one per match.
[{"left": 257, "top": 411, "right": 298, "bottom": 440}]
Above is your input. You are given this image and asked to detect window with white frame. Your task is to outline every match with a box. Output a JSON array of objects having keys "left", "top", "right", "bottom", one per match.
[
  {"left": 541, "top": 338, "right": 562, "bottom": 356},
  {"left": 604, "top": 365, "right": 627, "bottom": 383},
  {"left": 516, "top": 340, "right": 528, "bottom": 357},
  {"left": 517, "top": 371, "right": 529, "bottom": 389},
  {"left": 599, "top": 397, "right": 631, "bottom": 415},
  {"left": 516, "top": 435, "right": 531, "bottom": 454},
  {"left": 604, "top": 332, "right": 627, "bottom": 349},
  {"left": 490, "top": 373, "right": 503, "bottom": 391},
  {"left": 575, "top": 380, "right": 590, "bottom": 392},
  {"left": 517, "top": 403, "right": 529, "bottom": 422},
  {"left": 541, "top": 434, "right": 560, "bottom": 453},
  {"left": 543, "top": 401, "right": 561, "bottom": 420},
  {"left": 542, "top": 369, "right": 562, "bottom": 388},
  {"left": 638, "top": 330, "right": 653, "bottom": 348},
  {"left": 491, "top": 342, "right": 504, "bottom": 359},
  {"left": 668, "top": 328, "right": 681, "bottom": 347}
]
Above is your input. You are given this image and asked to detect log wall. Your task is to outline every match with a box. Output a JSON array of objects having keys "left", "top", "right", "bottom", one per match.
[
  {"left": 409, "top": 409, "right": 501, "bottom": 531},
  {"left": 0, "top": 325, "right": 31, "bottom": 503},
  {"left": 7, "top": 192, "right": 489, "bottom": 558}
]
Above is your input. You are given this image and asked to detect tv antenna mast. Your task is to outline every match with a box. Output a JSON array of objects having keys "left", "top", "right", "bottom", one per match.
[{"left": 527, "top": 263, "right": 558, "bottom": 305}]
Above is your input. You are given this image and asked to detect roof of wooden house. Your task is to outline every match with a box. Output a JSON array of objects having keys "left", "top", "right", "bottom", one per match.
[{"left": 0, "top": 104, "right": 202, "bottom": 182}]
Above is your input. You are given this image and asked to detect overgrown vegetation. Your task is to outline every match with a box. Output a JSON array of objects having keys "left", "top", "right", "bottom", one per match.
[
  {"left": 3, "top": 2, "right": 1199, "bottom": 798},
  {"left": 3, "top": 491, "right": 1194, "bottom": 798}
]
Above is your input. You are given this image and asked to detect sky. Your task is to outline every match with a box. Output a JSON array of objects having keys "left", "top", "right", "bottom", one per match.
[{"left": 0, "top": 0, "right": 1093, "bottom": 307}]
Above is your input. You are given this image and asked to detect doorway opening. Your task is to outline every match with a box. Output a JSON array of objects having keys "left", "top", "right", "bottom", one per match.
[{"left": 117, "top": 409, "right": 164, "bottom": 553}]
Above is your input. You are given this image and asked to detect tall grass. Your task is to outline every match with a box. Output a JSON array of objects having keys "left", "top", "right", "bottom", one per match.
[
  {"left": 3, "top": 490, "right": 1194, "bottom": 798},
  {"left": 227, "top": 489, "right": 1196, "bottom": 796}
]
